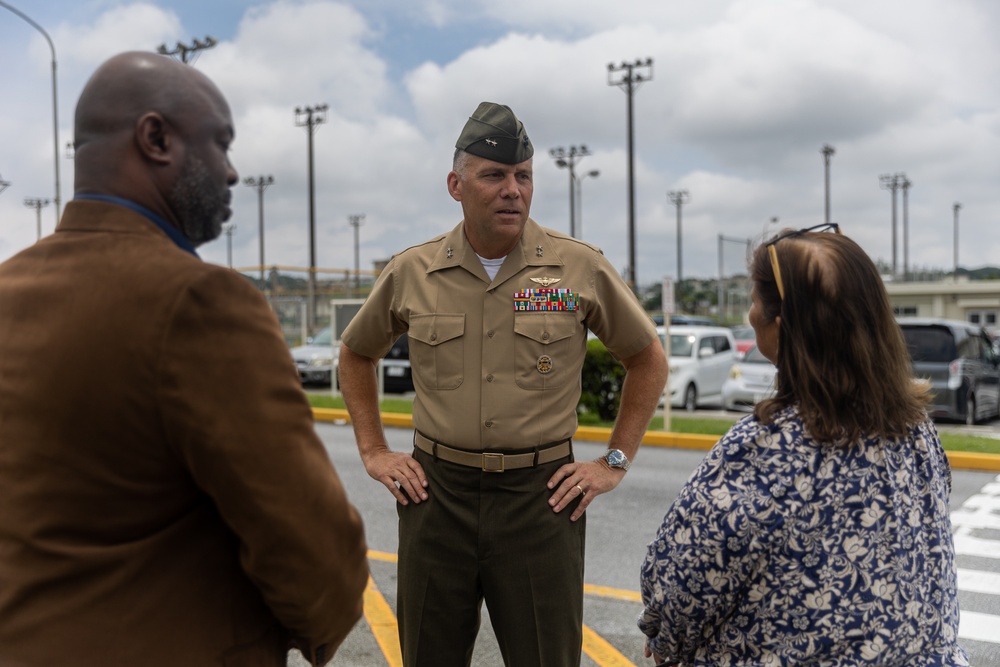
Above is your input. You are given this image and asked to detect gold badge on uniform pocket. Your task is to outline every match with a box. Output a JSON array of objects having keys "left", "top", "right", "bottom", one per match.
[{"left": 536, "top": 355, "right": 553, "bottom": 374}]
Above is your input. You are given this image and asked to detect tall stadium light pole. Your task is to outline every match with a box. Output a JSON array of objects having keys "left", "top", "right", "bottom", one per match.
[
  {"left": 953, "top": 202, "right": 962, "bottom": 281},
  {"left": 295, "top": 104, "right": 328, "bottom": 333},
  {"left": 608, "top": 57, "right": 653, "bottom": 293},
  {"left": 243, "top": 175, "right": 274, "bottom": 286},
  {"left": 157, "top": 36, "right": 217, "bottom": 64},
  {"left": 879, "top": 173, "right": 903, "bottom": 278},
  {"left": 577, "top": 169, "right": 600, "bottom": 239},
  {"left": 668, "top": 190, "right": 690, "bottom": 284},
  {"left": 549, "top": 145, "right": 591, "bottom": 238},
  {"left": 348, "top": 214, "right": 365, "bottom": 290},
  {"left": 1, "top": 2, "right": 61, "bottom": 225},
  {"left": 821, "top": 144, "right": 835, "bottom": 224},
  {"left": 901, "top": 176, "right": 911, "bottom": 281},
  {"left": 223, "top": 223, "right": 236, "bottom": 268},
  {"left": 0, "top": 173, "right": 10, "bottom": 196},
  {"left": 24, "top": 197, "right": 50, "bottom": 241}
]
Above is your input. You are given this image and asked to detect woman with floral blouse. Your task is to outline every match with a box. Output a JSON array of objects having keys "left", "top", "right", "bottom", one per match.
[{"left": 638, "top": 224, "right": 968, "bottom": 666}]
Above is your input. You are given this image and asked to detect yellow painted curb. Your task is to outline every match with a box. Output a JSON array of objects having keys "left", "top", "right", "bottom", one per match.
[{"left": 312, "top": 408, "right": 1000, "bottom": 473}]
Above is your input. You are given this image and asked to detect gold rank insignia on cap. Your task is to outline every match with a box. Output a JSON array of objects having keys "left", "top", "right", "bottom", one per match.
[
  {"left": 530, "top": 277, "right": 561, "bottom": 287},
  {"left": 536, "top": 355, "right": 553, "bottom": 374}
]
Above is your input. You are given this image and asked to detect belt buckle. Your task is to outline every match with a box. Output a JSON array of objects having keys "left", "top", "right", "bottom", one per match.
[{"left": 482, "top": 452, "right": 504, "bottom": 473}]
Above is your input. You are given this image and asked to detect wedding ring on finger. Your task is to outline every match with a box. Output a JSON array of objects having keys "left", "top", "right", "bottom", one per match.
[{"left": 575, "top": 484, "right": 586, "bottom": 495}]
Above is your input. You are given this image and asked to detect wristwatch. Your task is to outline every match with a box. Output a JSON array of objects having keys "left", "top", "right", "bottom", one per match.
[{"left": 600, "top": 448, "right": 631, "bottom": 472}]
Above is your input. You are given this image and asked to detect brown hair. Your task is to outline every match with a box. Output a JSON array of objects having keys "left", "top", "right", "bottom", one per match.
[{"left": 750, "top": 230, "right": 927, "bottom": 442}]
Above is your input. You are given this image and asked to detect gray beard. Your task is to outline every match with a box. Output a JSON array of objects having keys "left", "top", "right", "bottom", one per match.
[{"left": 167, "top": 154, "right": 226, "bottom": 247}]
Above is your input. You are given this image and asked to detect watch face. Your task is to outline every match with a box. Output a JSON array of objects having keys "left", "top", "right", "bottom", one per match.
[{"left": 606, "top": 449, "right": 628, "bottom": 468}]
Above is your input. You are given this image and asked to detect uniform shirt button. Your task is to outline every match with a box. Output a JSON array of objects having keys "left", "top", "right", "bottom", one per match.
[
  {"left": 487, "top": 330, "right": 495, "bottom": 338},
  {"left": 486, "top": 374, "right": 494, "bottom": 382},
  {"left": 542, "top": 332, "right": 550, "bottom": 340},
  {"left": 430, "top": 333, "right": 437, "bottom": 341},
  {"left": 485, "top": 420, "right": 494, "bottom": 428}
]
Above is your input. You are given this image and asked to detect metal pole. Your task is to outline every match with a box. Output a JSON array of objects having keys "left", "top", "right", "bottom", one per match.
[
  {"left": 24, "top": 197, "right": 50, "bottom": 241},
  {"left": 348, "top": 214, "right": 365, "bottom": 290},
  {"left": 577, "top": 170, "right": 599, "bottom": 240},
  {"left": 717, "top": 235, "right": 723, "bottom": 321},
  {"left": 243, "top": 175, "right": 274, "bottom": 286},
  {"left": 1, "top": 2, "right": 61, "bottom": 224},
  {"left": 953, "top": 202, "right": 962, "bottom": 281},
  {"left": 295, "top": 105, "right": 328, "bottom": 333},
  {"left": 901, "top": 176, "right": 911, "bottom": 281},
  {"left": 668, "top": 190, "right": 690, "bottom": 284},
  {"left": 879, "top": 173, "right": 902, "bottom": 278},
  {"left": 608, "top": 58, "right": 653, "bottom": 292},
  {"left": 821, "top": 144, "right": 835, "bottom": 225}
]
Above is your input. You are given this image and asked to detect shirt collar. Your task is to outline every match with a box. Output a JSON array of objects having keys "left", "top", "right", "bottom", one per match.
[{"left": 73, "top": 194, "right": 200, "bottom": 258}]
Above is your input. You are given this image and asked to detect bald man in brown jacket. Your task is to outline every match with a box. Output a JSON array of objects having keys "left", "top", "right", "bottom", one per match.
[{"left": 0, "top": 52, "right": 367, "bottom": 666}]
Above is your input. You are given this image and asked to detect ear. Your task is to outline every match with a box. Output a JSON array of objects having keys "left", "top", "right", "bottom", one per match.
[
  {"left": 446, "top": 170, "right": 462, "bottom": 202},
  {"left": 135, "top": 112, "right": 174, "bottom": 166}
]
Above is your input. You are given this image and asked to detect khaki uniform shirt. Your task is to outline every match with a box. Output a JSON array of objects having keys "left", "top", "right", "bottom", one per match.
[{"left": 341, "top": 219, "right": 657, "bottom": 450}]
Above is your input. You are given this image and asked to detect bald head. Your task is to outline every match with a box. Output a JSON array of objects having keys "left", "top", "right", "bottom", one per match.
[{"left": 73, "top": 51, "right": 237, "bottom": 246}]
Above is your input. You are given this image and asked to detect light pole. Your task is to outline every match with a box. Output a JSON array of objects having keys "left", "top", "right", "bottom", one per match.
[
  {"left": 223, "top": 223, "right": 236, "bottom": 269},
  {"left": 576, "top": 169, "right": 600, "bottom": 239},
  {"left": 901, "top": 176, "right": 911, "bottom": 281},
  {"left": 608, "top": 57, "right": 653, "bottom": 293},
  {"left": 668, "top": 190, "right": 690, "bottom": 284},
  {"left": 243, "top": 175, "right": 274, "bottom": 286},
  {"left": 1, "top": 2, "right": 61, "bottom": 225},
  {"left": 348, "top": 214, "right": 365, "bottom": 290},
  {"left": 718, "top": 234, "right": 751, "bottom": 322},
  {"left": 953, "top": 202, "right": 962, "bottom": 281},
  {"left": 24, "top": 197, "right": 50, "bottom": 241},
  {"left": 821, "top": 144, "right": 834, "bottom": 224},
  {"left": 157, "top": 36, "right": 217, "bottom": 64},
  {"left": 879, "top": 173, "right": 904, "bottom": 278},
  {"left": 0, "top": 173, "right": 10, "bottom": 196},
  {"left": 295, "top": 104, "right": 328, "bottom": 334},
  {"left": 549, "top": 145, "right": 591, "bottom": 238}
]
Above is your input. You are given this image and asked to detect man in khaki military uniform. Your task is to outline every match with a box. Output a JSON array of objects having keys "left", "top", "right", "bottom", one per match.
[{"left": 339, "top": 101, "right": 668, "bottom": 666}]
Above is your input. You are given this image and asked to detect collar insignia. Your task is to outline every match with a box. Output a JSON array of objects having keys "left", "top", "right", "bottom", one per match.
[
  {"left": 536, "top": 245, "right": 544, "bottom": 257},
  {"left": 446, "top": 247, "right": 453, "bottom": 258},
  {"left": 530, "top": 277, "right": 561, "bottom": 287}
]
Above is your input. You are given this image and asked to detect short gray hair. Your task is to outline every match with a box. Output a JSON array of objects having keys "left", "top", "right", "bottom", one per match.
[{"left": 452, "top": 148, "right": 472, "bottom": 178}]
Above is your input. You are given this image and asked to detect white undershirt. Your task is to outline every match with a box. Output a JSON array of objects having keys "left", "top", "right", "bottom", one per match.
[{"left": 477, "top": 253, "right": 506, "bottom": 281}]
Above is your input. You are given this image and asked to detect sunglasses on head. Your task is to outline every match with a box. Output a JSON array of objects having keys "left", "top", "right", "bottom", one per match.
[{"left": 765, "top": 223, "right": 842, "bottom": 300}]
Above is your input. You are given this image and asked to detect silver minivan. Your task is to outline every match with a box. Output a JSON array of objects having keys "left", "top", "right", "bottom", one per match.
[{"left": 897, "top": 317, "right": 1000, "bottom": 425}]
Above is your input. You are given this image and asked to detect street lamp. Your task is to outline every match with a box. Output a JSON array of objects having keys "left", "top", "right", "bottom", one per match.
[
  {"left": 608, "top": 57, "right": 654, "bottom": 292},
  {"left": 295, "top": 104, "right": 328, "bottom": 334},
  {"left": 243, "top": 175, "right": 274, "bottom": 286},
  {"left": 901, "top": 176, "right": 911, "bottom": 281},
  {"left": 24, "top": 197, "right": 50, "bottom": 241},
  {"left": 576, "top": 169, "right": 600, "bottom": 239},
  {"left": 1, "top": 2, "right": 62, "bottom": 225},
  {"left": 549, "top": 145, "right": 591, "bottom": 238},
  {"left": 0, "top": 173, "right": 10, "bottom": 196},
  {"left": 668, "top": 190, "right": 690, "bottom": 284},
  {"left": 953, "top": 202, "right": 962, "bottom": 281},
  {"left": 821, "top": 144, "right": 835, "bottom": 224}
]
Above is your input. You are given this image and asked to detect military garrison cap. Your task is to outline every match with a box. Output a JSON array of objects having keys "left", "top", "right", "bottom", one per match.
[{"left": 455, "top": 101, "right": 533, "bottom": 164}]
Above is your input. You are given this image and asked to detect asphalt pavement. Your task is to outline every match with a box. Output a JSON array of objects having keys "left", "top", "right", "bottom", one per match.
[{"left": 292, "top": 422, "right": 1000, "bottom": 667}]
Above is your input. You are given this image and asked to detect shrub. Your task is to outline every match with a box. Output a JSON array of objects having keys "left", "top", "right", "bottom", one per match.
[{"left": 579, "top": 338, "right": 626, "bottom": 421}]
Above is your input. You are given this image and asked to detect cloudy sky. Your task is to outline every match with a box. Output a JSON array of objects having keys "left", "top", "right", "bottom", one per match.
[{"left": 2, "top": 0, "right": 998, "bottom": 287}]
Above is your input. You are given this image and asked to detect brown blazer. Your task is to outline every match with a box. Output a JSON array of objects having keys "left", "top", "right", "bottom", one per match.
[{"left": 0, "top": 200, "right": 368, "bottom": 666}]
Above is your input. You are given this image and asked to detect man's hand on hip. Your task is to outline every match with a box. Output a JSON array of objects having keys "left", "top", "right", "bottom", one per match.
[
  {"left": 546, "top": 460, "right": 625, "bottom": 522},
  {"left": 362, "top": 448, "right": 429, "bottom": 505}
]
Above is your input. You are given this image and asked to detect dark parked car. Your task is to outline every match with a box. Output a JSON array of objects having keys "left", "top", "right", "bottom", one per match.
[
  {"left": 898, "top": 317, "right": 1000, "bottom": 425},
  {"left": 382, "top": 333, "right": 413, "bottom": 393}
]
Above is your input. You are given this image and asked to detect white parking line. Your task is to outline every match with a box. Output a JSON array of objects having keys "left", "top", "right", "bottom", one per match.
[
  {"left": 957, "top": 568, "right": 1000, "bottom": 595},
  {"left": 959, "top": 610, "right": 1000, "bottom": 645}
]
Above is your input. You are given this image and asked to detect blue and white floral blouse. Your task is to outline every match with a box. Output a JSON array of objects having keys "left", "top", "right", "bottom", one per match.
[{"left": 638, "top": 406, "right": 968, "bottom": 666}]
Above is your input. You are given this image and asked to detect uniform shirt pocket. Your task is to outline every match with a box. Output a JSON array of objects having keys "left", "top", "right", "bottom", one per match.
[
  {"left": 408, "top": 313, "right": 465, "bottom": 390},
  {"left": 513, "top": 312, "right": 582, "bottom": 390}
]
